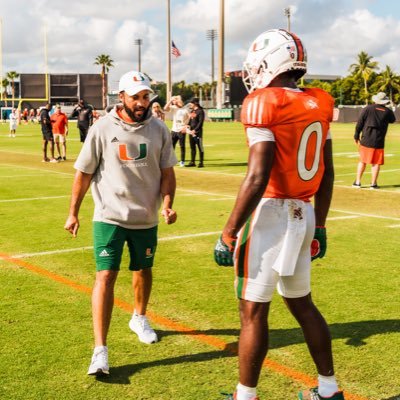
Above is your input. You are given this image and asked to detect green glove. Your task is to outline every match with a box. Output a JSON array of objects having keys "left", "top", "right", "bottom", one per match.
[
  {"left": 214, "top": 234, "right": 236, "bottom": 267},
  {"left": 311, "top": 226, "right": 327, "bottom": 261}
]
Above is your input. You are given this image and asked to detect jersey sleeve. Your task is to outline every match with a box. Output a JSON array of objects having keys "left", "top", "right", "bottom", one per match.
[
  {"left": 240, "top": 90, "right": 277, "bottom": 128},
  {"left": 247, "top": 127, "right": 275, "bottom": 147}
]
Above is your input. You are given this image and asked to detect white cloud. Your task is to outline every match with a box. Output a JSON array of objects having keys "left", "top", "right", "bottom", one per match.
[{"left": 1, "top": 0, "right": 400, "bottom": 94}]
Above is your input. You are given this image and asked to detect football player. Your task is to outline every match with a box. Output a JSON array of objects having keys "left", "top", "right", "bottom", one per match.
[{"left": 214, "top": 29, "right": 344, "bottom": 400}]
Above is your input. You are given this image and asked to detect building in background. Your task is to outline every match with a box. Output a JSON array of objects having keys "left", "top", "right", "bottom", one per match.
[{"left": 1, "top": 73, "right": 104, "bottom": 111}]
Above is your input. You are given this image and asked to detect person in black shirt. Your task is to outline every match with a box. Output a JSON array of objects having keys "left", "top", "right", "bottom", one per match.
[
  {"left": 353, "top": 92, "right": 396, "bottom": 189},
  {"left": 40, "top": 103, "right": 58, "bottom": 163},
  {"left": 186, "top": 97, "right": 205, "bottom": 168},
  {"left": 70, "top": 99, "right": 93, "bottom": 142}
]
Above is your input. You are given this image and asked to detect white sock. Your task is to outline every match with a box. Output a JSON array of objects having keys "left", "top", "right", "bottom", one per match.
[
  {"left": 94, "top": 345, "right": 107, "bottom": 353},
  {"left": 236, "top": 383, "right": 257, "bottom": 400},
  {"left": 318, "top": 374, "right": 339, "bottom": 398}
]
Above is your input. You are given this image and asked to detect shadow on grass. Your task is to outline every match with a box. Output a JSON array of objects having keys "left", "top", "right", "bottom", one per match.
[
  {"left": 97, "top": 319, "right": 399, "bottom": 384},
  {"left": 377, "top": 184, "right": 400, "bottom": 189},
  {"left": 154, "top": 318, "right": 400, "bottom": 348},
  {"left": 381, "top": 396, "right": 400, "bottom": 400},
  {"left": 203, "top": 162, "right": 248, "bottom": 167},
  {"left": 97, "top": 344, "right": 237, "bottom": 384}
]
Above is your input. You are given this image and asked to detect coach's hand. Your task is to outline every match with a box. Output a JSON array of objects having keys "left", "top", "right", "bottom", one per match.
[
  {"left": 311, "top": 226, "right": 327, "bottom": 261},
  {"left": 214, "top": 234, "right": 236, "bottom": 266},
  {"left": 64, "top": 215, "right": 80, "bottom": 237},
  {"left": 161, "top": 208, "right": 177, "bottom": 225}
]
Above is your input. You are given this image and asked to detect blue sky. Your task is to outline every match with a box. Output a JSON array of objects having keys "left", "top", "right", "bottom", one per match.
[{"left": 1, "top": 0, "right": 400, "bottom": 91}]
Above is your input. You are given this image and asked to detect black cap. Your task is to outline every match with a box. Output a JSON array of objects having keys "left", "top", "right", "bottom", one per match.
[{"left": 189, "top": 97, "right": 200, "bottom": 105}]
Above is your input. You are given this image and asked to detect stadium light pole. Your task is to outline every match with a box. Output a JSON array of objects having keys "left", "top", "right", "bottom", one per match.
[
  {"left": 284, "top": 6, "right": 291, "bottom": 31},
  {"left": 216, "top": 0, "right": 224, "bottom": 109},
  {"left": 134, "top": 39, "right": 143, "bottom": 72},
  {"left": 206, "top": 29, "right": 217, "bottom": 84},
  {"left": 166, "top": 0, "right": 172, "bottom": 102}
]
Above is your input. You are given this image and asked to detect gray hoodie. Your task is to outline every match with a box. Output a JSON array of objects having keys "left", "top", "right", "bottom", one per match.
[{"left": 74, "top": 106, "right": 177, "bottom": 229}]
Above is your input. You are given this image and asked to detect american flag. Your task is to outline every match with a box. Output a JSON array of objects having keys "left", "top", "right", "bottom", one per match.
[{"left": 171, "top": 41, "right": 181, "bottom": 58}]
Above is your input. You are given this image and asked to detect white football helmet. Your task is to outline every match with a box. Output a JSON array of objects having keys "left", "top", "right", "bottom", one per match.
[{"left": 242, "top": 29, "right": 307, "bottom": 93}]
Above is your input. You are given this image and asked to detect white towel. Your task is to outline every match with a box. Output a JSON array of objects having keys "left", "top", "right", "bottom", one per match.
[{"left": 272, "top": 199, "right": 307, "bottom": 276}]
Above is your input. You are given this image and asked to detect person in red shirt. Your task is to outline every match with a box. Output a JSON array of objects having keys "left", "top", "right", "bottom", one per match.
[
  {"left": 50, "top": 105, "right": 69, "bottom": 160},
  {"left": 214, "top": 29, "right": 344, "bottom": 400}
]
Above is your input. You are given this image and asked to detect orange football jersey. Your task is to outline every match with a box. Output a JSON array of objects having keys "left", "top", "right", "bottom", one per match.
[{"left": 241, "top": 87, "right": 334, "bottom": 201}]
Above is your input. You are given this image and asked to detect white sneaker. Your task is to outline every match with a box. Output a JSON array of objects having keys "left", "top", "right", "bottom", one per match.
[
  {"left": 129, "top": 313, "right": 158, "bottom": 344},
  {"left": 179, "top": 161, "right": 185, "bottom": 167},
  {"left": 87, "top": 346, "right": 109, "bottom": 376}
]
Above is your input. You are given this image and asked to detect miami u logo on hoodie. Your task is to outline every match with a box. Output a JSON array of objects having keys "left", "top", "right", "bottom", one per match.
[{"left": 118, "top": 143, "right": 147, "bottom": 161}]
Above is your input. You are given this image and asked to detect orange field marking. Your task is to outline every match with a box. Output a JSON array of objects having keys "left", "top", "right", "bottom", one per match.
[{"left": 0, "top": 252, "right": 368, "bottom": 400}]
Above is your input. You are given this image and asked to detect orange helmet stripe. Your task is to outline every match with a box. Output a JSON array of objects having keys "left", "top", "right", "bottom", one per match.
[{"left": 289, "top": 32, "right": 305, "bottom": 61}]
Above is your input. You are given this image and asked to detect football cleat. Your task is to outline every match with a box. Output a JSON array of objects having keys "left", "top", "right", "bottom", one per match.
[{"left": 298, "top": 387, "right": 345, "bottom": 400}]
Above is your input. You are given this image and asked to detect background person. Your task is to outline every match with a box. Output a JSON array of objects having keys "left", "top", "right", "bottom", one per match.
[
  {"left": 186, "top": 97, "right": 205, "bottom": 168},
  {"left": 214, "top": 29, "right": 344, "bottom": 400},
  {"left": 152, "top": 102, "right": 165, "bottom": 121},
  {"left": 40, "top": 103, "right": 58, "bottom": 163},
  {"left": 70, "top": 98, "right": 93, "bottom": 142},
  {"left": 9, "top": 108, "right": 18, "bottom": 137},
  {"left": 64, "top": 70, "right": 177, "bottom": 377},
  {"left": 50, "top": 104, "right": 69, "bottom": 161},
  {"left": 352, "top": 91, "right": 396, "bottom": 189},
  {"left": 164, "top": 95, "right": 189, "bottom": 167}
]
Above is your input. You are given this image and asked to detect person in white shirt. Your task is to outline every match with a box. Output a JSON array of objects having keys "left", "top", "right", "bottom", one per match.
[
  {"left": 9, "top": 108, "right": 18, "bottom": 137},
  {"left": 164, "top": 95, "right": 190, "bottom": 167}
]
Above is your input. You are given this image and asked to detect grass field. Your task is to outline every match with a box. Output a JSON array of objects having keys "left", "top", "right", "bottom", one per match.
[{"left": 0, "top": 120, "right": 399, "bottom": 400}]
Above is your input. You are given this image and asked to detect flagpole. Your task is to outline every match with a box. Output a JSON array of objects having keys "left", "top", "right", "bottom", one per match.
[
  {"left": 216, "top": 0, "right": 224, "bottom": 109},
  {"left": 166, "top": 0, "right": 172, "bottom": 103}
]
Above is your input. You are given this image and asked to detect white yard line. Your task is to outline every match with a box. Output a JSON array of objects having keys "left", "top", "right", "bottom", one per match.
[
  {"left": 0, "top": 163, "right": 74, "bottom": 176},
  {"left": 335, "top": 168, "right": 400, "bottom": 177},
  {"left": 11, "top": 231, "right": 221, "bottom": 259},
  {"left": 334, "top": 184, "right": 400, "bottom": 193},
  {"left": 327, "top": 215, "right": 359, "bottom": 221},
  {"left": 331, "top": 208, "right": 400, "bottom": 222},
  {"left": 0, "top": 195, "right": 70, "bottom": 203}
]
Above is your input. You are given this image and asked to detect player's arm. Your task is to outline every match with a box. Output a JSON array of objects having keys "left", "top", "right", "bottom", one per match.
[
  {"left": 64, "top": 170, "right": 93, "bottom": 237},
  {"left": 160, "top": 166, "right": 177, "bottom": 225},
  {"left": 214, "top": 139, "right": 275, "bottom": 266},
  {"left": 312, "top": 138, "right": 334, "bottom": 260},
  {"left": 224, "top": 140, "right": 275, "bottom": 236}
]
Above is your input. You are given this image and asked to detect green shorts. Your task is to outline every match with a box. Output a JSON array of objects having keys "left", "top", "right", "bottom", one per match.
[{"left": 93, "top": 222, "right": 158, "bottom": 272}]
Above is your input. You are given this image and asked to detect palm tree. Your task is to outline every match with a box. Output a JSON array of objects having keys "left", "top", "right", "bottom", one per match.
[
  {"left": 190, "top": 82, "right": 201, "bottom": 98},
  {"left": 6, "top": 71, "right": 20, "bottom": 108},
  {"left": 94, "top": 54, "right": 114, "bottom": 109},
  {"left": 374, "top": 65, "right": 400, "bottom": 104},
  {"left": 349, "top": 51, "right": 378, "bottom": 104},
  {"left": 1, "top": 78, "right": 9, "bottom": 107}
]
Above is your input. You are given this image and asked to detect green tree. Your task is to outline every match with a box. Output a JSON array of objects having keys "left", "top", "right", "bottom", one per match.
[
  {"left": 6, "top": 71, "right": 20, "bottom": 108},
  {"left": 1, "top": 78, "right": 9, "bottom": 107},
  {"left": 349, "top": 51, "right": 379, "bottom": 104},
  {"left": 94, "top": 54, "right": 114, "bottom": 109},
  {"left": 373, "top": 65, "right": 400, "bottom": 104}
]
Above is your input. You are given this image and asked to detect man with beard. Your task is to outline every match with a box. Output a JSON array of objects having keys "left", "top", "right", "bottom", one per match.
[{"left": 64, "top": 70, "right": 178, "bottom": 376}]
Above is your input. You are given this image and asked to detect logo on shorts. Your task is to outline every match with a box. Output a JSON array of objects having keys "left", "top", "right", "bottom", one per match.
[
  {"left": 111, "top": 137, "right": 119, "bottom": 143},
  {"left": 99, "top": 249, "right": 110, "bottom": 257},
  {"left": 145, "top": 248, "right": 153, "bottom": 258}
]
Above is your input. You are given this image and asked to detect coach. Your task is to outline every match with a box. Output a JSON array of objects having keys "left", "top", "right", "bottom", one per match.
[{"left": 353, "top": 92, "right": 396, "bottom": 189}]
